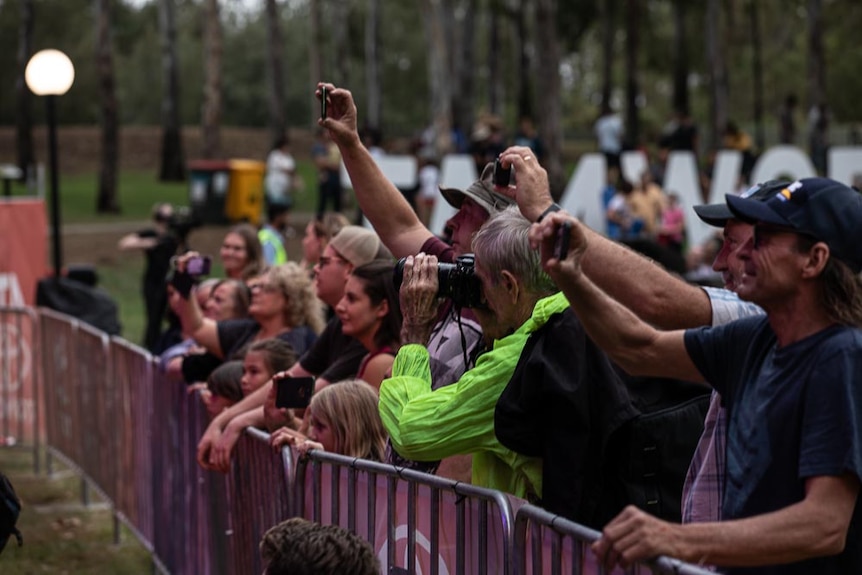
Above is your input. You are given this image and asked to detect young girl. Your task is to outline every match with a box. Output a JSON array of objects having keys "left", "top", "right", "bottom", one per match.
[
  {"left": 270, "top": 379, "right": 387, "bottom": 462},
  {"left": 199, "top": 360, "right": 244, "bottom": 418},
  {"left": 334, "top": 260, "right": 402, "bottom": 389},
  {"left": 241, "top": 338, "right": 298, "bottom": 397}
]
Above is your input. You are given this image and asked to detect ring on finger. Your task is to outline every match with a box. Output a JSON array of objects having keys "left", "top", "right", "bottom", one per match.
[{"left": 523, "top": 155, "right": 532, "bottom": 161}]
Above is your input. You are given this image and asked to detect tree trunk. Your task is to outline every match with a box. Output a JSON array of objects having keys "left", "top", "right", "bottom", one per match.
[
  {"left": 515, "top": 0, "right": 532, "bottom": 120},
  {"left": 599, "top": 0, "right": 616, "bottom": 112},
  {"left": 202, "top": 0, "right": 223, "bottom": 159},
  {"left": 158, "top": 0, "right": 186, "bottom": 181},
  {"left": 16, "top": 0, "right": 35, "bottom": 183},
  {"left": 452, "top": 0, "right": 476, "bottom": 144},
  {"left": 331, "top": 0, "right": 350, "bottom": 87},
  {"left": 534, "top": 0, "right": 564, "bottom": 196},
  {"left": 95, "top": 0, "right": 120, "bottom": 213},
  {"left": 364, "top": 0, "right": 382, "bottom": 131},
  {"left": 308, "top": 0, "right": 323, "bottom": 126},
  {"left": 749, "top": 0, "right": 764, "bottom": 150},
  {"left": 624, "top": 0, "right": 640, "bottom": 149},
  {"left": 265, "top": 0, "right": 287, "bottom": 143},
  {"left": 705, "top": 0, "right": 728, "bottom": 150},
  {"left": 488, "top": 4, "right": 501, "bottom": 115},
  {"left": 806, "top": 0, "right": 825, "bottom": 108},
  {"left": 671, "top": 0, "right": 689, "bottom": 115},
  {"left": 421, "top": 0, "right": 453, "bottom": 156}
]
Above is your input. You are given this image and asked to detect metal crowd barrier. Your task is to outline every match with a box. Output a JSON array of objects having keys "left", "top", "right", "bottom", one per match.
[
  {"left": 0, "top": 306, "right": 41, "bottom": 470},
  {"left": 4, "top": 306, "right": 721, "bottom": 575},
  {"left": 295, "top": 449, "right": 516, "bottom": 575},
  {"left": 514, "top": 504, "right": 715, "bottom": 575}
]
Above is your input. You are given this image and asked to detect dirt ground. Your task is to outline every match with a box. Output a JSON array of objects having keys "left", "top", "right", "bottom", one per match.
[{"left": 62, "top": 213, "right": 313, "bottom": 267}]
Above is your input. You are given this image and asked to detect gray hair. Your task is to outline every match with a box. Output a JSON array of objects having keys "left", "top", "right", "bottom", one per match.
[{"left": 471, "top": 206, "right": 557, "bottom": 296}]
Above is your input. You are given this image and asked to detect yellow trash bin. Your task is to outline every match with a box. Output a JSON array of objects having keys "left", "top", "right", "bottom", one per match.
[{"left": 225, "top": 159, "right": 265, "bottom": 225}]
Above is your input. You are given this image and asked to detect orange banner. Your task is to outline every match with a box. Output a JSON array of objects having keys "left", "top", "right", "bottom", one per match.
[{"left": 0, "top": 199, "right": 48, "bottom": 306}]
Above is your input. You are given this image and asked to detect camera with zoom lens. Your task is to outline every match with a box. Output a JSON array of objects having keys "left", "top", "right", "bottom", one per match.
[{"left": 393, "top": 254, "right": 484, "bottom": 309}]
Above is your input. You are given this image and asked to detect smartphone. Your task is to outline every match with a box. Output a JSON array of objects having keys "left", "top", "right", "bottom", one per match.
[
  {"left": 320, "top": 86, "right": 327, "bottom": 121},
  {"left": 275, "top": 376, "right": 314, "bottom": 409},
  {"left": 186, "top": 255, "right": 212, "bottom": 277},
  {"left": 493, "top": 157, "right": 511, "bottom": 187},
  {"left": 553, "top": 221, "right": 571, "bottom": 261}
]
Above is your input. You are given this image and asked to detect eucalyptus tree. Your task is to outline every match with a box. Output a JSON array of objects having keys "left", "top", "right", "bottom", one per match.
[
  {"left": 158, "top": 0, "right": 185, "bottom": 181},
  {"left": 96, "top": 0, "right": 120, "bottom": 213},
  {"left": 202, "top": 0, "right": 223, "bottom": 159},
  {"left": 624, "top": 0, "right": 640, "bottom": 148},
  {"left": 265, "top": 0, "right": 287, "bottom": 142},
  {"left": 534, "top": 0, "right": 564, "bottom": 195},
  {"left": 421, "top": 0, "right": 453, "bottom": 155},
  {"left": 364, "top": 0, "right": 381, "bottom": 132},
  {"left": 15, "top": 0, "right": 34, "bottom": 180},
  {"left": 704, "top": 0, "right": 728, "bottom": 150}
]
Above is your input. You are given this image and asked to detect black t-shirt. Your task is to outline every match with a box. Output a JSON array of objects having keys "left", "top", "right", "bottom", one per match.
[
  {"left": 217, "top": 318, "right": 317, "bottom": 360},
  {"left": 299, "top": 316, "right": 366, "bottom": 382},
  {"left": 138, "top": 229, "right": 178, "bottom": 291}
]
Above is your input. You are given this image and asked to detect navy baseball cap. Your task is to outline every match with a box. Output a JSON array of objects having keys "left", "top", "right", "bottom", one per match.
[
  {"left": 693, "top": 180, "right": 791, "bottom": 227},
  {"left": 726, "top": 177, "right": 862, "bottom": 273}
]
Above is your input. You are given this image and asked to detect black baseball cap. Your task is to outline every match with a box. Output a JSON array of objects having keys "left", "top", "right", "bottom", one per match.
[
  {"left": 692, "top": 180, "right": 790, "bottom": 228},
  {"left": 726, "top": 177, "right": 862, "bottom": 273}
]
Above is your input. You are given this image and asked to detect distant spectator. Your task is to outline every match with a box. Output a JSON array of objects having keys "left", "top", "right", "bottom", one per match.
[
  {"left": 300, "top": 212, "right": 350, "bottom": 272},
  {"left": 808, "top": 101, "right": 830, "bottom": 175},
  {"left": 722, "top": 121, "right": 755, "bottom": 183},
  {"left": 270, "top": 379, "right": 387, "bottom": 462},
  {"left": 220, "top": 223, "right": 265, "bottom": 281},
  {"left": 415, "top": 152, "right": 440, "bottom": 229},
  {"left": 260, "top": 517, "right": 380, "bottom": 575},
  {"left": 312, "top": 129, "right": 343, "bottom": 218},
  {"left": 657, "top": 193, "right": 686, "bottom": 254},
  {"left": 264, "top": 135, "right": 297, "bottom": 208},
  {"left": 606, "top": 179, "right": 643, "bottom": 240},
  {"left": 660, "top": 107, "right": 699, "bottom": 158},
  {"left": 258, "top": 203, "right": 290, "bottom": 266},
  {"left": 117, "top": 202, "right": 181, "bottom": 352},
  {"left": 594, "top": 103, "right": 624, "bottom": 170},
  {"left": 514, "top": 116, "right": 544, "bottom": 163},
  {"left": 628, "top": 169, "right": 667, "bottom": 236}
]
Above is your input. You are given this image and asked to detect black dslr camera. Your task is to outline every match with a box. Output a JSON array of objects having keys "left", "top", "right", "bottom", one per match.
[{"left": 394, "top": 254, "right": 484, "bottom": 309}]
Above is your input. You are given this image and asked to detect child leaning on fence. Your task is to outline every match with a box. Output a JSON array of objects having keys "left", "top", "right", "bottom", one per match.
[{"left": 270, "top": 379, "right": 386, "bottom": 461}]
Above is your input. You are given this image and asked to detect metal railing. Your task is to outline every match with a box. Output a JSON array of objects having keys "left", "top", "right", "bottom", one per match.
[{"left": 2, "top": 306, "right": 721, "bottom": 575}]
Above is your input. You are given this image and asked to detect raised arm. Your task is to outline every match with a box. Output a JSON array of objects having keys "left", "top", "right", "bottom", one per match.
[
  {"left": 498, "top": 147, "right": 711, "bottom": 330},
  {"left": 530, "top": 211, "right": 704, "bottom": 383},
  {"left": 319, "top": 83, "right": 433, "bottom": 258}
]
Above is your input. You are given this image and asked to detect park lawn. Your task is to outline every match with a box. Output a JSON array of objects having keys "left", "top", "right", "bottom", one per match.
[{"left": 0, "top": 447, "right": 152, "bottom": 574}]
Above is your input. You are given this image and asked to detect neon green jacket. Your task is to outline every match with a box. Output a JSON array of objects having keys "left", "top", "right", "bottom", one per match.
[{"left": 379, "top": 292, "right": 569, "bottom": 499}]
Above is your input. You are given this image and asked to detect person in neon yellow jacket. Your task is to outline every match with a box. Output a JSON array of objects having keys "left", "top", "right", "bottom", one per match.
[{"left": 379, "top": 207, "right": 633, "bottom": 515}]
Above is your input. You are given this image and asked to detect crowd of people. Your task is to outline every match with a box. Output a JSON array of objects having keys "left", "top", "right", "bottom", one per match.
[{"left": 127, "top": 83, "right": 860, "bottom": 574}]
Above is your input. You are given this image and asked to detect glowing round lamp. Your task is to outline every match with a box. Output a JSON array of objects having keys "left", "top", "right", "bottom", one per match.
[{"left": 25, "top": 49, "right": 75, "bottom": 96}]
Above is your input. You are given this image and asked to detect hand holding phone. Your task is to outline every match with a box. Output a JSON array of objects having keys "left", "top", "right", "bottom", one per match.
[
  {"left": 319, "top": 86, "right": 327, "bottom": 121},
  {"left": 553, "top": 221, "right": 571, "bottom": 261},
  {"left": 493, "top": 158, "right": 512, "bottom": 187},
  {"left": 275, "top": 376, "right": 314, "bottom": 409},
  {"left": 186, "top": 255, "right": 212, "bottom": 278}
]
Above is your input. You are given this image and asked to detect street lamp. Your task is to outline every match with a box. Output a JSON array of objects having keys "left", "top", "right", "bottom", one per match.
[{"left": 25, "top": 49, "right": 75, "bottom": 278}]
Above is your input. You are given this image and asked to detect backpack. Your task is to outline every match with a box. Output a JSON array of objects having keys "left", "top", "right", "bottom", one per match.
[
  {"left": 602, "top": 375, "right": 711, "bottom": 523},
  {"left": 0, "top": 472, "right": 23, "bottom": 553}
]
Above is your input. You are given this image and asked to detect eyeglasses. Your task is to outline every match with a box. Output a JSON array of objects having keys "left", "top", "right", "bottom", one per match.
[{"left": 317, "top": 255, "right": 348, "bottom": 269}]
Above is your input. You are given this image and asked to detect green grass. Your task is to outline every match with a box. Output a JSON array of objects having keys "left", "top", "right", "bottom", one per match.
[{"left": 0, "top": 447, "right": 153, "bottom": 574}]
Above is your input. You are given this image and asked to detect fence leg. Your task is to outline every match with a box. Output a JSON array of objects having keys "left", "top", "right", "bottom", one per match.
[
  {"left": 46, "top": 449, "right": 54, "bottom": 476},
  {"left": 113, "top": 512, "right": 121, "bottom": 545}
]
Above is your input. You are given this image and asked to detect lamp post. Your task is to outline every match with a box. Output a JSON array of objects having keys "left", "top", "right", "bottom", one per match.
[{"left": 25, "top": 49, "right": 75, "bottom": 278}]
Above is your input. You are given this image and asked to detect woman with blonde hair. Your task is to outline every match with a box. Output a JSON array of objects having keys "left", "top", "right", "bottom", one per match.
[
  {"left": 220, "top": 223, "right": 265, "bottom": 280},
  {"left": 270, "top": 379, "right": 387, "bottom": 462}
]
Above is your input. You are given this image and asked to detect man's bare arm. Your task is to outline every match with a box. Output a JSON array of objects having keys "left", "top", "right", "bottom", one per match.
[
  {"left": 593, "top": 474, "right": 859, "bottom": 569},
  {"left": 499, "top": 147, "right": 711, "bottom": 330},
  {"left": 319, "top": 83, "right": 433, "bottom": 258},
  {"left": 531, "top": 212, "right": 703, "bottom": 382}
]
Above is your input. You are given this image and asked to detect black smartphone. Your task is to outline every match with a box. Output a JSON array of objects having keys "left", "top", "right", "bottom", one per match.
[
  {"left": 553, "top": 221, "right": 571, "bottom": 261},
  {"left": 275, "top": 376, "right": 314, "bottom": 409},
  {"left": 320, "top": 86, "right": 327, "bottom": 121},
  {"left": 186, "top": 255, "right": 212, "bottom": 278},
  {"left": 493, "top": 157, "right": 511, "bottom": 187}
]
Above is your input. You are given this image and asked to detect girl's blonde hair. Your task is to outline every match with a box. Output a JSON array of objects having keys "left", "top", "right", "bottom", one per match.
[{"left": 309, "top": 380, "right": 387, "bottom": 461}]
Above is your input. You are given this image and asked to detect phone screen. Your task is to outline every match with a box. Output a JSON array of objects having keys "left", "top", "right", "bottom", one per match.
[{"left": 275, "top": 376, "right": 314, "bottom": 409}]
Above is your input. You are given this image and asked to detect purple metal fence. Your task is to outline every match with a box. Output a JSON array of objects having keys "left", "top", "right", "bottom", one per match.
[
  {"left": 20, "top": 307, "right": 723, "bottom": 575},
  {"left": 0, "top": 306, "right": 40, "bottom": 469}
]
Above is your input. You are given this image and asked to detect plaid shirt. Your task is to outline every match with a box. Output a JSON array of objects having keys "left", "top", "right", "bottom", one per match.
[{"left": 681, "top": 288, "right": 764, "bottom": 524}]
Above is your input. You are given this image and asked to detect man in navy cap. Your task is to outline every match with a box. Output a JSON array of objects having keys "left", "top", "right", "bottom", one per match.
[{"left": 532, "top": 177, "right": 862, "bottom": 574}]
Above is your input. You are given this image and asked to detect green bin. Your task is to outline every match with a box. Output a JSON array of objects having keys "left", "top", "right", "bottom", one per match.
[{"left": 188, "top": 159, "right": 231, "bottom": 224}]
